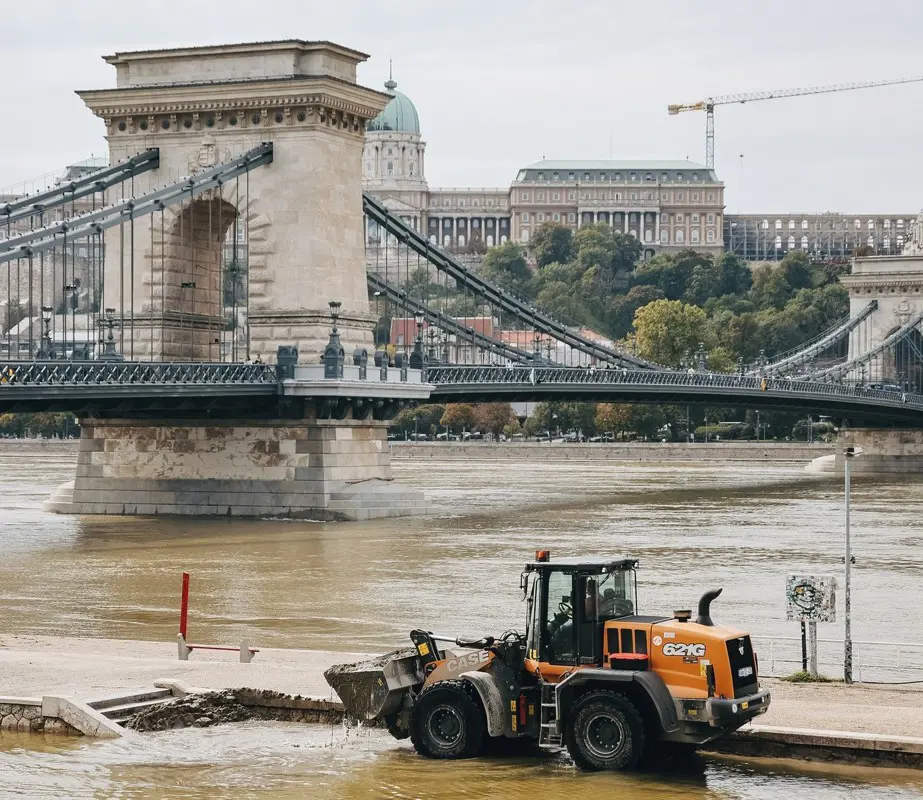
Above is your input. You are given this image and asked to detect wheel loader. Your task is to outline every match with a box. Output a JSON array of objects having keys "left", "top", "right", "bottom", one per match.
[{"left": 325, "top": 551, "right": 770, "bottom": 771}]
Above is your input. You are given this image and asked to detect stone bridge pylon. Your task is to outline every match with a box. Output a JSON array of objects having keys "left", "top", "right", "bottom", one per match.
[{"left": 78, "top": 40, "right": 391, "bottom": 363}]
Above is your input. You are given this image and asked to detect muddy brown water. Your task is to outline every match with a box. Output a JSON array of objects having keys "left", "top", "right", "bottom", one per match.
[{"left": 2, "top": 444, "right": 923, "bottom": 797}]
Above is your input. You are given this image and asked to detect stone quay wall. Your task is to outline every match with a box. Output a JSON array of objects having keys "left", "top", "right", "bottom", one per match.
[
  {"left": 0, "top": 697, "right": 80, "bottom": 735},
  {"left": 390, "top": 441, "right": 833, "bottom": 462}
]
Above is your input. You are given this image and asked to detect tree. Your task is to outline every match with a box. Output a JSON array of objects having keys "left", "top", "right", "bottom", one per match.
[
  {"left": 595, "top": 403, "right": 633, "bottom": 436},
  {"left": 481, "top": 242, "right": 531, "bottom": 295},
  {"left": 390, "top": 404, "right": 446, "bottom": 436},
  {"left": 474, "top": 403, "right": 516, "bottom": 438},
  {"left": 633, "top": 299, "right": 709, "bottom": 367},
  {"left": 606, "top": 285, "right": 665, "bottom": 339},
  {"left": 440, "top": 403, "right": 476, "bottom": 432},
  {"left": 779, "top": 251, "right": 814, "bottom": 291},
  {"left": 530, "top": 222, "right": 574, "bottom": 267}
]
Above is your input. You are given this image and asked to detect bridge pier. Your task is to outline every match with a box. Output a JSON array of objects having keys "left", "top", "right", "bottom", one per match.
[
  {"left": 808, "top": 428, "right": 923, "bottom": 475},
  {"left": 45, "top": 414, "right": 427, "bottom": 520}
]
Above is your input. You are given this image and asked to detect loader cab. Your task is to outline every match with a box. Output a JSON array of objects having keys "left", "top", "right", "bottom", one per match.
[{"left": 523, "top": 553, "right": 639, "bottom": 677}]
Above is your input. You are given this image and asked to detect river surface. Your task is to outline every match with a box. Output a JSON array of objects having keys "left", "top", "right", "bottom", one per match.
[{"left": 1, "top": 444, "right": 923, "bottom": 798}]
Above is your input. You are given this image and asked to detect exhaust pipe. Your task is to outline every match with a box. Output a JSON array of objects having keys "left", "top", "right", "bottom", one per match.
[{"left": 696, "top": 588, "right": 722, "bottom": 626}]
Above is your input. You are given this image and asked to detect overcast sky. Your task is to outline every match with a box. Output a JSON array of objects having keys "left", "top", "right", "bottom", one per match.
[{"left": 3, "top": 0, "right": 922, "bottom": 213}]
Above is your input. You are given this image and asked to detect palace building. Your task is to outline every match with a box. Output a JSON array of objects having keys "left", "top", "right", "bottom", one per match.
[{"left": 362, "top": 77, "right": 726, "bottom": 258}]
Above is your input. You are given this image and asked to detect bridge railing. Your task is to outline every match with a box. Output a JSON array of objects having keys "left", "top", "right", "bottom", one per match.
[
  {"left": 425, "top": 365, "right": 923, "bottom": 408},
  {"left": 0, "top": 361, "right": 278, "bottom": 386}
]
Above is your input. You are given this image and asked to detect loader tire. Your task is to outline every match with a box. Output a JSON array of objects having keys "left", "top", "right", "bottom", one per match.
[
  {"left": 410, "top": 681, "right": 486, "bottom": 760},
  {"left": 565, "top": 690, "right": 645, "bottom": 771}
]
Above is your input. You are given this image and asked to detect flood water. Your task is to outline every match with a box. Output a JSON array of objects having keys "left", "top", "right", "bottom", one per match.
[{"left": 1, "top": 443, "right": 923, "bottom": 798}]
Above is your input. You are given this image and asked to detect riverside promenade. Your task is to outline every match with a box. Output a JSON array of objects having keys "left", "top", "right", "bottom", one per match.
[{"left": 2, "top": 634, "right": 920, "bottom": 767}]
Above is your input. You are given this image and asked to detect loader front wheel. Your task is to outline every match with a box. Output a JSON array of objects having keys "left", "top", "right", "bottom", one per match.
[
  {"left": 566, "top": 691, "right": 645, "bottom": 771},
  {"left": 411, "top": 681, "right": 486, "bottom": 759}
]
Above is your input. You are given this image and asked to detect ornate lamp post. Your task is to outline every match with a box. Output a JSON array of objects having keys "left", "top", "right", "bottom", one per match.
[
  {"left": 64, "top": 282, "right": 79, "bottom": 358},
  {"left": 695, "top": 342, "right": 707, "bottom": 372},
  {"left": 37, "top": 306, "right": 55, "bottom": 359},
  {"left": 533, "top": 334, "right": 541, "bottom": 362},
  {"left": 323, "top": 300, "right": 345, "bottom": 378},
  {"left": 410, "top": 313, "right": 426, "bottom": 371},
  {"left": 98, "top": 307, "right": 124, "bottom": 361}
]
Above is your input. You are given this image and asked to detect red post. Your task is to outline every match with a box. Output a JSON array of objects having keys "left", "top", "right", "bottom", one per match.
[{"left": 179, "top": 572, "right": 190, "bottom": 639}]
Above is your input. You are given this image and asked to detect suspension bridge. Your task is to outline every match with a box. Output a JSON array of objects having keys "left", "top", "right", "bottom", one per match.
[{"left": 2, "top": 39, "right": 923, "bottom": 519}]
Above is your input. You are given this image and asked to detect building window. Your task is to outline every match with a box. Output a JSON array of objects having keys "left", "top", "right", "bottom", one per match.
[
  {"left": 676, "top": 230, "right": 685, "bottom": 243},
  {"left": 689, "top": 229, "right": 699, "bottom": 243},
  {"left": 521, "top": 212, "right": 529, "bottom": 222},
  {"left": 707, "top": 192, "right": 714, "bottom": 201},
  {"left": 552, "top": 192, "right": 559, "bottom": 201},
  {"left": 867, "top": 219, "right": 875, "bottom": 230},
  {"left": 898, "top": 234, "right": 905, "bottom": 247},
  {"left": 522, "top": 229, "right": 530, "bottom": 243},
  {"left": 583, "top": 173, "right": 590, "bottom": 181},
  {"left": 774, "top": 235, "right": 782, "bottom": 249},
  {"left": 568, "top": 213, "right": 575, "bottom": 222},
  {"left": 472, "top": 199, "right": 479, "bottom": 206},
  {"left": 568, "top": 172, "right": 575, "bottom": 180},
  {"left": 552, "top": 172, "right": 559, "bottom": 181},
  {"left": 629, "top": 172, "right": 637, "bottom": 181},
  {"left": 883, "top": 235, "right": 891, "bottom": 249},
  {"left": 644, "top": 172, "right": 653, "bottom": 181},
  {"left": 676, "top": 213, "right": 684, "bottom": 223},
  {"left": 538, "top": 213, "right": 545, "bottom": 222},
  {"left": 775, "top": 219, "right": 782, "bottom": 231},
  {"left": 801, "top": 235, "right": 809, "bottom": 249},
  {"left": 692, "top": 214, "right": 700, "bottom": 223},
  {"left": 868, "top": 234, "right": 875, "bottom": 247},
  {"left": 630, "top": 193, "right": 637, "bottom": 201},
  {"left": 706, "top": 230, "right": 715, "bottom": 243},
  {"left": 537, "top": 172, "right": 544, "bottom": 180},
  {"left": 614, "top": 192, "right": 622, "bottom": 201},
  {"left": 537, "top": 193, "right": 544, "bottom": 201},
  {"left": 884, "top": 219, "right": 891, "bottom": 229},
  {"left": 614, "top": 173, "right": 622, "bottom": 181},
  {"left": 661, "top": 213, "right": 668, "bottom": 223},
  {"left": 568, "top": 191, "right": 575, "bottom": 200},
  {"left": 487, "top": 199, "right": 494, "bottom": 206},
  {"left": 801, "top": 219, "right": 808, "bottom": 230},
  {"left": 553, "top": 213, "right": 560, "bottom": 222},
  {"left": 409, "top": 163, "right": 414, "bottom": 176},
  {"left": 387, "top": 148, "right": 393, "bottom": 155},
  {"left": 692, "top": 172, "right": 699, "bottom": 181},
  {"left": 364, "top": 161, "right": 370, "bottom": 173},
  {"left": 788, "top": 235, "right": 795, "bottom": 249},
  {"left": 707, "top": 213, "right": 715, "bottom": 224},
  {"left": 692, "top": 193, "right": 699, "bottom": 202},
  {"left": 661, "top": 192, "right": 669, "bottom": 200},
  {"left": 676, "top": 192, "right": 684, "bottom": 201},
  {"left": 660, "top": 229, "right": 669, "bottom": 243},
  {"left": 761, "top": 219, "right": 769, "bottom": 230},
  {"left": 897, "top": 218, "right": 905, "bottom": 229},
  {"left": 855, "top": 218, "right": 861, "bottom": 229},
  {"left": 788, "top": 219, "right": 795, "bottom": 230},
  {"left": 443, "top": 199, "right": 449, "bottom": 206},
  {"left": 387, "top": 161, "right": 393, "bottom": 175},
  {"left": 521, "top": 192, "right": 529, "bottom": 201},
  {"left": 600, "top": 173, "right": 607, "bottom": 181},
  {"left": 676, "top": 173, "right": 683, "bottom": 181}
]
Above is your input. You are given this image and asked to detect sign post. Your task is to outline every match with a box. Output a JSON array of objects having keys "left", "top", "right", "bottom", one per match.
[{"left": 786, "top": 575, "right": 837, "bottom": 677}]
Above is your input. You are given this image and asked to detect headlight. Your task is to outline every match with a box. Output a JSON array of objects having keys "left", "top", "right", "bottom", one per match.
[{"left": 731, "top": 703, "right": 738, "bottom": 714}]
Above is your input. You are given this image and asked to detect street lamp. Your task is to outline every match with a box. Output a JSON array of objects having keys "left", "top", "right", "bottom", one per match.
[
  {"left": 98, "top": 307, "right": 124, "bottom": 361},
  {"left": 843, "top": 445, "right": 862, "bottom": 683},
  {"left": 64, "top": 283, "right": 78, "bottom": 358},
  {"left": 37, "top": 306, "right": 54, "bottom": 359}
]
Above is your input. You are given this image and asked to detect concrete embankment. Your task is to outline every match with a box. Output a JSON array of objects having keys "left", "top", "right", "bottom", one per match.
[
  {"left": 391, "top": 441, "right": 833, "bottom": 462},
  {"left": 2, "top": 634, "right": 920, "bottom": 768}
]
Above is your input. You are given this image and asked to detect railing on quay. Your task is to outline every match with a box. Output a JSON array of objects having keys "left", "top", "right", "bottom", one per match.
[
  {"left": 753, "top": 635, "right": 923, "bottom": 684},
  {"left": 0, "top": 360, "right": 278, "bottom": 386},
  {"left": 425, "top": 364, "right": 923, "bottom": 409}
]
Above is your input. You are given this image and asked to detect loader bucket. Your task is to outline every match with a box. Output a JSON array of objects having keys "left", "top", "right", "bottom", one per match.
[{"left": 324, "top": 648, "right": 423, "bottom": 722}]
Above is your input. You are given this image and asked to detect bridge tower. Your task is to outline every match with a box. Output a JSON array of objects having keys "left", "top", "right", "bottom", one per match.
[
  {"left": 78, "top": 40, "right": 390, "bottom": 363},
  {"left": 45, "top": 41, "right": 431, "bottom": 520}
]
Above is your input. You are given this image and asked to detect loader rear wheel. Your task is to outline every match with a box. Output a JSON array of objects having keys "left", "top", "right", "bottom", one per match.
[
  {"left": 565, "top": 691, "right": 645, "bottom": 771},
  {"left": 411, "top": 681, "right": 486, "bottom": 760}
]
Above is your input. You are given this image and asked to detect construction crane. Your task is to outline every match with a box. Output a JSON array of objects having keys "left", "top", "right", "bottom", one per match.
[{"left": 668, "top": 76, "right": 923, "bottom": 168}]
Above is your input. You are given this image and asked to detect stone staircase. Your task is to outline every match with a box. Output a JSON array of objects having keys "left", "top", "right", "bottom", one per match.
[
  {"left": 42, "top": 479, "right": 75, "bottom": 513},
  {"left": 86, "top": 688, "right": 174, "bottom": 726}
]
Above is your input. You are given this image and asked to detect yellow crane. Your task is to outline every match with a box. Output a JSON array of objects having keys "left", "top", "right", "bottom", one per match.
[{"left": 668, "top": 76, "right": 923, "bottom": 168}]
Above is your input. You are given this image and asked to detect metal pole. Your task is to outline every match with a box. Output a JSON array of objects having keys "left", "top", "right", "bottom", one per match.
[
  {"left": 179, "top": 571, "right": 190, "bottom": 639},
  {"left": 800, "top": 621, "right": 807, "bottom": 672},
  {"left": 844, "top": 454, "right": 853, "bottom": 684},
  {"left": 808, "top": 620, "right": 818, "bottom": 677}
]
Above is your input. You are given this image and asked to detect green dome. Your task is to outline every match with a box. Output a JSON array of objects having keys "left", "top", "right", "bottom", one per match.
[{"left": 368, "top": 78, "right": 420, "bottom": 135}]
